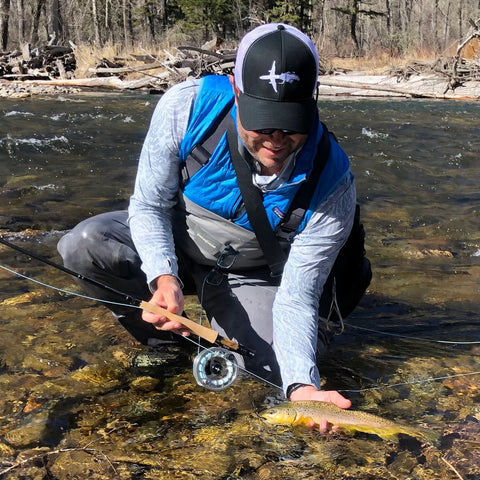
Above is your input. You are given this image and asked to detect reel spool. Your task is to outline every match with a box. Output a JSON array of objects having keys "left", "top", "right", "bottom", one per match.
[{"left": 193, "top": 347, "right": 238, "bottom": 391}]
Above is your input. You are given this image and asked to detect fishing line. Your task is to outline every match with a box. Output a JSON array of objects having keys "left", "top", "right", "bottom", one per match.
[
  {"left": 0, "top": 237, "right": 255, "bottom": 358},
  {"left": 3, "top": 262, "right": 479, "bottom": 394},
  {"left": 344, "top": 322, "right": 480, "bottom": 345},
  {"left": 0, "top": 264, "right": 139, "bottom": 310},
  {"left": 4, "top": 259, "right": 476, "bottom": 347},
  {"left": 0, "top": 261, "right": 281, "bottom": 390},
  {"left": 1, "top": 238, "right": 479, "bottom": 393},
  {"left": 339, "top": 370, "right": 480, "bottom": 394}
]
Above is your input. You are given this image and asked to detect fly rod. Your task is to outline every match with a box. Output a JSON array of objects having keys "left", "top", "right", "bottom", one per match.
[{"left": 0, "top": 237, "right": 254, "bottom": 358}]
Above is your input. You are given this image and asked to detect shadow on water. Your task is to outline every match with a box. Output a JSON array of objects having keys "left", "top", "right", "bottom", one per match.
[{"left": 0, "top": 94, "right": 479, "bottom": 479}]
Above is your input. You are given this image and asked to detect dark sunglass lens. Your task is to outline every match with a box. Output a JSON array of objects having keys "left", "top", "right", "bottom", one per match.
[{"left": 255, "top": 129, "right": 297, "bottom": 135}]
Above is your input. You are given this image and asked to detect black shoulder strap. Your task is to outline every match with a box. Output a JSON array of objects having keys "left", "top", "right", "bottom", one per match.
[
  {"left": 277, "top": 123, "right": 332, "bottom": 237},
  {"left": 186, "top": 113, "right": 333, "bottom": 276},
  {"left": 181, "top": 104, "right": 233, "bottom": 185},
  {"left": 226, "top": 118, "right": 287, "bottom": 276}
]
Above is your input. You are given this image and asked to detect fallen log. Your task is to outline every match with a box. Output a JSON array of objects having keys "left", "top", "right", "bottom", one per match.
[
  {"left": 18, "top": 73, "right": 170, "bottom": 90},
  {"left": 177, "top": 45, "right": 235, "bottom": 60},
  {"left": 318, "top": 76, "right": 480, "bottom": 100},
  {"left": 88, "top": 61, "right": 166, "bottom": 75}
]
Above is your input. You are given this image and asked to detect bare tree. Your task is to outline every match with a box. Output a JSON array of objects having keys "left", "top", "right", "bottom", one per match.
[
  {"left": 15, "top": 0, "right": 24, "bottom": 44},
  {"left": 30, "top": 0, "right": 45, "bottom": 45},
  {"left": 385, "top": 0, "right": 391, "bottom": 35},
  {"left": 443, "top": 0, "right": 451, "bottom": 50},
  {"left": 49, "top": 0, "right": 63, "bottom": 43},
  {"left": 122, "top": 0, "right": 133, "bottom": 45},
  {"left": 0, "top": 0, "right": 478, "bottom": 60},
  {"left": 332, "top": 0, "right": 385, "bottom": 52},
  {"left": 0, "top": 0, "right": 10, "bottom": 50},
  {"left": 91, "top": 0, "right": 100, "bottom": 44}
]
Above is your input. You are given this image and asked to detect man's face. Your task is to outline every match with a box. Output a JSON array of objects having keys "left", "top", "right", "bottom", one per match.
[
  {"left": 236, "top": 119, "right": 308, "bottom": 176},
  {"left": 230, "top": 77, "right": 308, "bottom": 176}
]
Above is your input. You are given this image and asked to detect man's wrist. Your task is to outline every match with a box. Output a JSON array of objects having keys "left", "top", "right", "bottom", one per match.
[
  {"left": 286, "top": 383, "right": 306, "bottom": 398},
  {"left": 155, "top": 274, "right": 182, "bottom": 290},
  {"left": 287, "top": 383, "right": 319, "bottom": 401}
]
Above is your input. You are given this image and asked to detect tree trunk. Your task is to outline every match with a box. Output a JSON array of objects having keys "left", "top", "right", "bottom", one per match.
[
  {"left": 16, "top": 0, "right": 24, "bottom": 45},
  {"left": 350, "top": 0, "right": 360, "bottom": 51},
  {"left": 299, "top": 0, "right": 313, "bottom": 36},
  {"left": 30, "top": 0, "right": 45, "bottom": 45},
  {"left": 122, "top": 0, "right": 133, "bottom": 46},
  {"left": 458, "top": 0, "right": 464, "bottom": 39},
  {"left": 105, "top": 0, "right": 113, "bottom": 43},
  {"left": 443, "top": 0, "right": 451, "bottom": 51},
  {"left": 0, "top": 0, "right": 10, "bottom": 51},
  {"left": 161, "top": 0, "right": 167, "bottom": 30},
  {"left": 49, "top": 0, "right": 63, "bottom": 43},
  {"left": 91, "top": 0, "right": 100, "bottom": 44},
  {"left": 385, "top": 0, "right": 391, "bottom": 35},
  {"left": 145, "top": 1, "right": 155, "bottom": 42}
]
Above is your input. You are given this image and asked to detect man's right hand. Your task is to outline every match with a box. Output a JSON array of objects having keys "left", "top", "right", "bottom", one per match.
[
  {"left": 141, "top": 274, "right": 190, "bottom": 336},
  {"left": 289, "top": 385, "right": 351, "bottom": 433}
]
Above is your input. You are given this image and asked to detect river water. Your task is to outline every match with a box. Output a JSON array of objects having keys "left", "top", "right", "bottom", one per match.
[{"left": 0, "top": 92, "right": 479, "bottom": 479}]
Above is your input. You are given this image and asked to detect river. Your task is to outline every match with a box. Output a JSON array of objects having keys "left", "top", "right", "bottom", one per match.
[{"left": 0, "top": 91, "right": 479, "bottom": 479}]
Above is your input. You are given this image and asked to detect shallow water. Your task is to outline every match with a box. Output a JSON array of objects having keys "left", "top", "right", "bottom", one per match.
[{"left": 0, "top": 92, "right": 479, "bottom": 479}]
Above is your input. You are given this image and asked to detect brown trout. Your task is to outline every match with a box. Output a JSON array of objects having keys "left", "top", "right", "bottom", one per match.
[{"left": 260, "top": 401, "right": 436, "bottom": 442}]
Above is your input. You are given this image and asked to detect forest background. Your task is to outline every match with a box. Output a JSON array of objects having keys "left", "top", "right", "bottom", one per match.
[{"left": 1, "top": 0, "right": 480, "bottom": 74}]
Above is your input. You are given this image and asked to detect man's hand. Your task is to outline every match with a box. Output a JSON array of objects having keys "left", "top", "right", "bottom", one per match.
[
  {"left": 142, "top": 275, "right": 190, "bottom": 336},
  {"left": 289, "top": 384, "right": 351, "bottom": 432}
]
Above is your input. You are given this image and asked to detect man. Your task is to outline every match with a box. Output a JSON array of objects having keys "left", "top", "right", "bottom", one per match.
[{"left": 58, "top": 23, "right": 369, "bottom": 427}]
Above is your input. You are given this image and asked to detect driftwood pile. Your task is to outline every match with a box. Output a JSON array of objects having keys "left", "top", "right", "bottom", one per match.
[
  {"left": 0, "top": 44, "right": 76, "bottom": 80},
  {"left": 390, "top": 57, "right": 480, "bottom": 83},
  {"left": 0, "top": 42, "right": 236, "bottom": 97},
  {"left": 87, "top": 45, "right": 237, "bottom": 92}
]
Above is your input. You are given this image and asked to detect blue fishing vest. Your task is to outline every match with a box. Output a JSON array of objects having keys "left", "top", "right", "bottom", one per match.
[{"left": 178, "top": 75, "right": 350, "bottom": 235}]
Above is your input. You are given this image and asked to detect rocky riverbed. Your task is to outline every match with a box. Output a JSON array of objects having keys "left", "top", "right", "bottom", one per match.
[
  {"left": 0, "top": 80, "right": 81, "bottom": 98},
  {"left": 318, "top": 72, "right": 480, "bottom": 100},
  {"left": 2, "top": 71, "right": 480, "bottom": 100}
]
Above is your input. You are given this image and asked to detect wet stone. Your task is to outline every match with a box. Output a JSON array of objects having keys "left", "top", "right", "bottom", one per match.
[
  {"left": 130, "top": 345, "right": 192, "bottom": 373},
  {"left": 48, "top": 449, "right": 113, "bottom": 480}
]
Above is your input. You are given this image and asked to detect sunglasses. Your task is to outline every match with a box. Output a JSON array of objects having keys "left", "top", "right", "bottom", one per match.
[{"left": 253, "top": 128, "right": 299, "bottom": 135}]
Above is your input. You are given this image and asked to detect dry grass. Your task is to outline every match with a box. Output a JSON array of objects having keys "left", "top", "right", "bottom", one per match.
[
  {"left": 72, "top": 41, "right": 441, "bottom": 79},
  {"left": 73, "top": 44, "right": 124, "bottom": 78},
  {"left": 327, "top": 49, "right": 438, "bottom": 75},
  {"left": 73, "top": 25, "right": 196, "bottom": 78},
  {"left": 73, "top": 43, "right": 176, "bottom": 78}
]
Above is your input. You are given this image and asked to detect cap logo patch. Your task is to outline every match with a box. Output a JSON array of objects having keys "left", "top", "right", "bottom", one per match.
[{"left": 259, "top": 60, "right": 300, "bottom": 93}]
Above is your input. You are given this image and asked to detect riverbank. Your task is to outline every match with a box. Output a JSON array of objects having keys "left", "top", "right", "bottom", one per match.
[
  {"left": 0, "top": 80, "right": 81, "bottom": 98},
  {"left": 318, "top": 72, "right": 480, "bottom": 100},
  {"left": 2, "top": 38, "right": 479, "bottom": 100},
  {"left": 2, "top": 70, "right": 480, "bottom": 101}
]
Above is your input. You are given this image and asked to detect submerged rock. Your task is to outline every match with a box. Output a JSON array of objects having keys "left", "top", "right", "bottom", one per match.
[{"left": 4, "top": 401, "right": 75, "bottom": 448}]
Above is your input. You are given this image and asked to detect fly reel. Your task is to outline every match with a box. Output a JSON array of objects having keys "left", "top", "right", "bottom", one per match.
[{"left": 193, "top": 347, "right": 238, "bottom": 391}]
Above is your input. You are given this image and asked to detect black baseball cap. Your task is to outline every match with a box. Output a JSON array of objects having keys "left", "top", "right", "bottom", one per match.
[{"left": 234, "top": 23, "right": 319, "bottom": 134}]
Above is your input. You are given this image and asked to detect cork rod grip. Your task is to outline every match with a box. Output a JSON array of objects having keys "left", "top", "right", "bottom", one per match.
[{"left": 139, "top": 300, "right": 219, "bottom": 344}]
